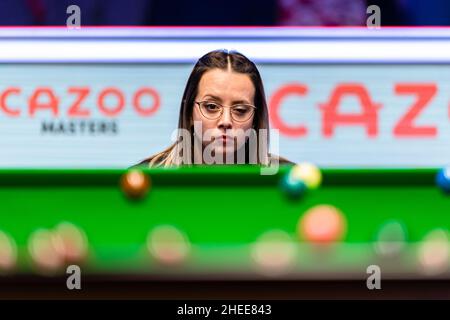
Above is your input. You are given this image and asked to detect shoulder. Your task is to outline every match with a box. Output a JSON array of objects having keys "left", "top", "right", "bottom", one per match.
[
  {"left": 269, "top": 154, "right": 295, "bottom": 166},
  {"left": 131, "top": 152, "right": 168, "bottom": 169},
  {"left": 131, "top": 153, "right": 294, "bottom": 168},
  {"left": 129, "top": 158, "right": 150, "bottom": 169},
  {"left": 131, "top": 144, "right": 179, "bottom": 169}
]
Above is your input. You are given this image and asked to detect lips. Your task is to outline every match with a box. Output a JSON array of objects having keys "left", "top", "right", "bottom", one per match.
[{"left": 216, "top": 135, "right": 233, "bottom": 143}]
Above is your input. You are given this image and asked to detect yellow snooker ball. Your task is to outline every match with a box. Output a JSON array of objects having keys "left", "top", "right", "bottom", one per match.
[{"left": 290, "top": 162, "right": 322, "bottom": 189}]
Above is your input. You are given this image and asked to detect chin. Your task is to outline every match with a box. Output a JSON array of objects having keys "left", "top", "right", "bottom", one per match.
[{"left": 214, "top": 146, "right": 235, "bottom": 156}]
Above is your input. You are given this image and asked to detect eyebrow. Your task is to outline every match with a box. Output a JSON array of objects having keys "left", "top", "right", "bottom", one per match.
[{"left": 202, "top": 94, "right": 251, "bottom": 105}]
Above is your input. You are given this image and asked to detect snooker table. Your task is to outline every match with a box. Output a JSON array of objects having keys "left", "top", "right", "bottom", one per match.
[{"left": 0, "top": 166, "right": 449, "bottom": 299}]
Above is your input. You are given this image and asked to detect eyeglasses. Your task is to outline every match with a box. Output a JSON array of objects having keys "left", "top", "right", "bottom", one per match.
[{"left": 195, "top": 100, "right": 256, "bottom": 123}]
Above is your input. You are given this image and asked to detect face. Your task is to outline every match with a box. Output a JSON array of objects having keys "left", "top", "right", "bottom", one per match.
[{"left": 192, "top": 68, "right": 256, "bottom": 162}]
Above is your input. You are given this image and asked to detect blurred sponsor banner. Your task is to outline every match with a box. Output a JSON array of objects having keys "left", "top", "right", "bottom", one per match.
[{"left": 1, "top": 27, "right": 450, "bottom": 168}]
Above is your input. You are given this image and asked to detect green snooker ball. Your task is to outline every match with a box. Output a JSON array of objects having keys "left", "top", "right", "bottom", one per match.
[
  {"left": 374, "top": 220, "right": 407, "bottom": 257},
  {"left": 280, "top": 171, "right": 307, "bottom": 200}
]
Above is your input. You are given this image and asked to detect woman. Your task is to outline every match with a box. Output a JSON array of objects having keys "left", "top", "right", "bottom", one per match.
[{"left": 135, "top": 49, "right": 293, "bottom": 168}]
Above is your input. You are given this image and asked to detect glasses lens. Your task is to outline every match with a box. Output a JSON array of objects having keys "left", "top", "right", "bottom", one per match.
[
  {"left": 200, "top": 102, "right": 222, "bottom": 119},
  {"left": 231, "top": 105, "right": 254, "bottom": 122}
]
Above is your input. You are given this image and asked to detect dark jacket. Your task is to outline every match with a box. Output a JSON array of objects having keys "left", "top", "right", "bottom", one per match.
[{"left": 132, "top": 154, "right": 294, "bottom": 168}]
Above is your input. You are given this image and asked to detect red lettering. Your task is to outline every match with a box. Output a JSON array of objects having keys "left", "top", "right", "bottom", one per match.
[
  {"left": 269, "top": 84, "right": 308, "bottom": 137},
  {"left": 319, "top": 84, "right": 381, "bottom": 138},
  {"left": 133, "top": 87, "right": 160, "bottom": 116},
  {"left": 28, "top": 87, "right": 59, "bottom": 117},
  {"left": 394, "top": 83, "right": 437, "bottom": 137},
  {"left": 0, "top": 87, "right": 21, "bottom": 116},
  {"left": 98, "top": 87, "right": 125, "bottom": 117},
  {"left": 68, "top": 87, "right": 91, "bottom": 117}
]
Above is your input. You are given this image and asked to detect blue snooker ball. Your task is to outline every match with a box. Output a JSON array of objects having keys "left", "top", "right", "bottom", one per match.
[
  {"left": 436, "top": 167, "right": 450, "bottom": 193},
  {"left": 280, "top": 172, "right": 307, "bottom": 199}
]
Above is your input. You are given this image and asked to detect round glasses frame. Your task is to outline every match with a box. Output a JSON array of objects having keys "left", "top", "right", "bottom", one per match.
[{"left": 195, "top": 101, "right": 256, "bottom": 123}]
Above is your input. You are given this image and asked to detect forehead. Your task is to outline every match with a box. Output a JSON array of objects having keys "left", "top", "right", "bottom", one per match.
[{"left": 197, "top": 69, "right": 255, "bottom": 103}]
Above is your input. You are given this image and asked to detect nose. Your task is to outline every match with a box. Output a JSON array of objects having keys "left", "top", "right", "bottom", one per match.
[{"left": 217, "top": 107, "right": 233, "bottom": 130}]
